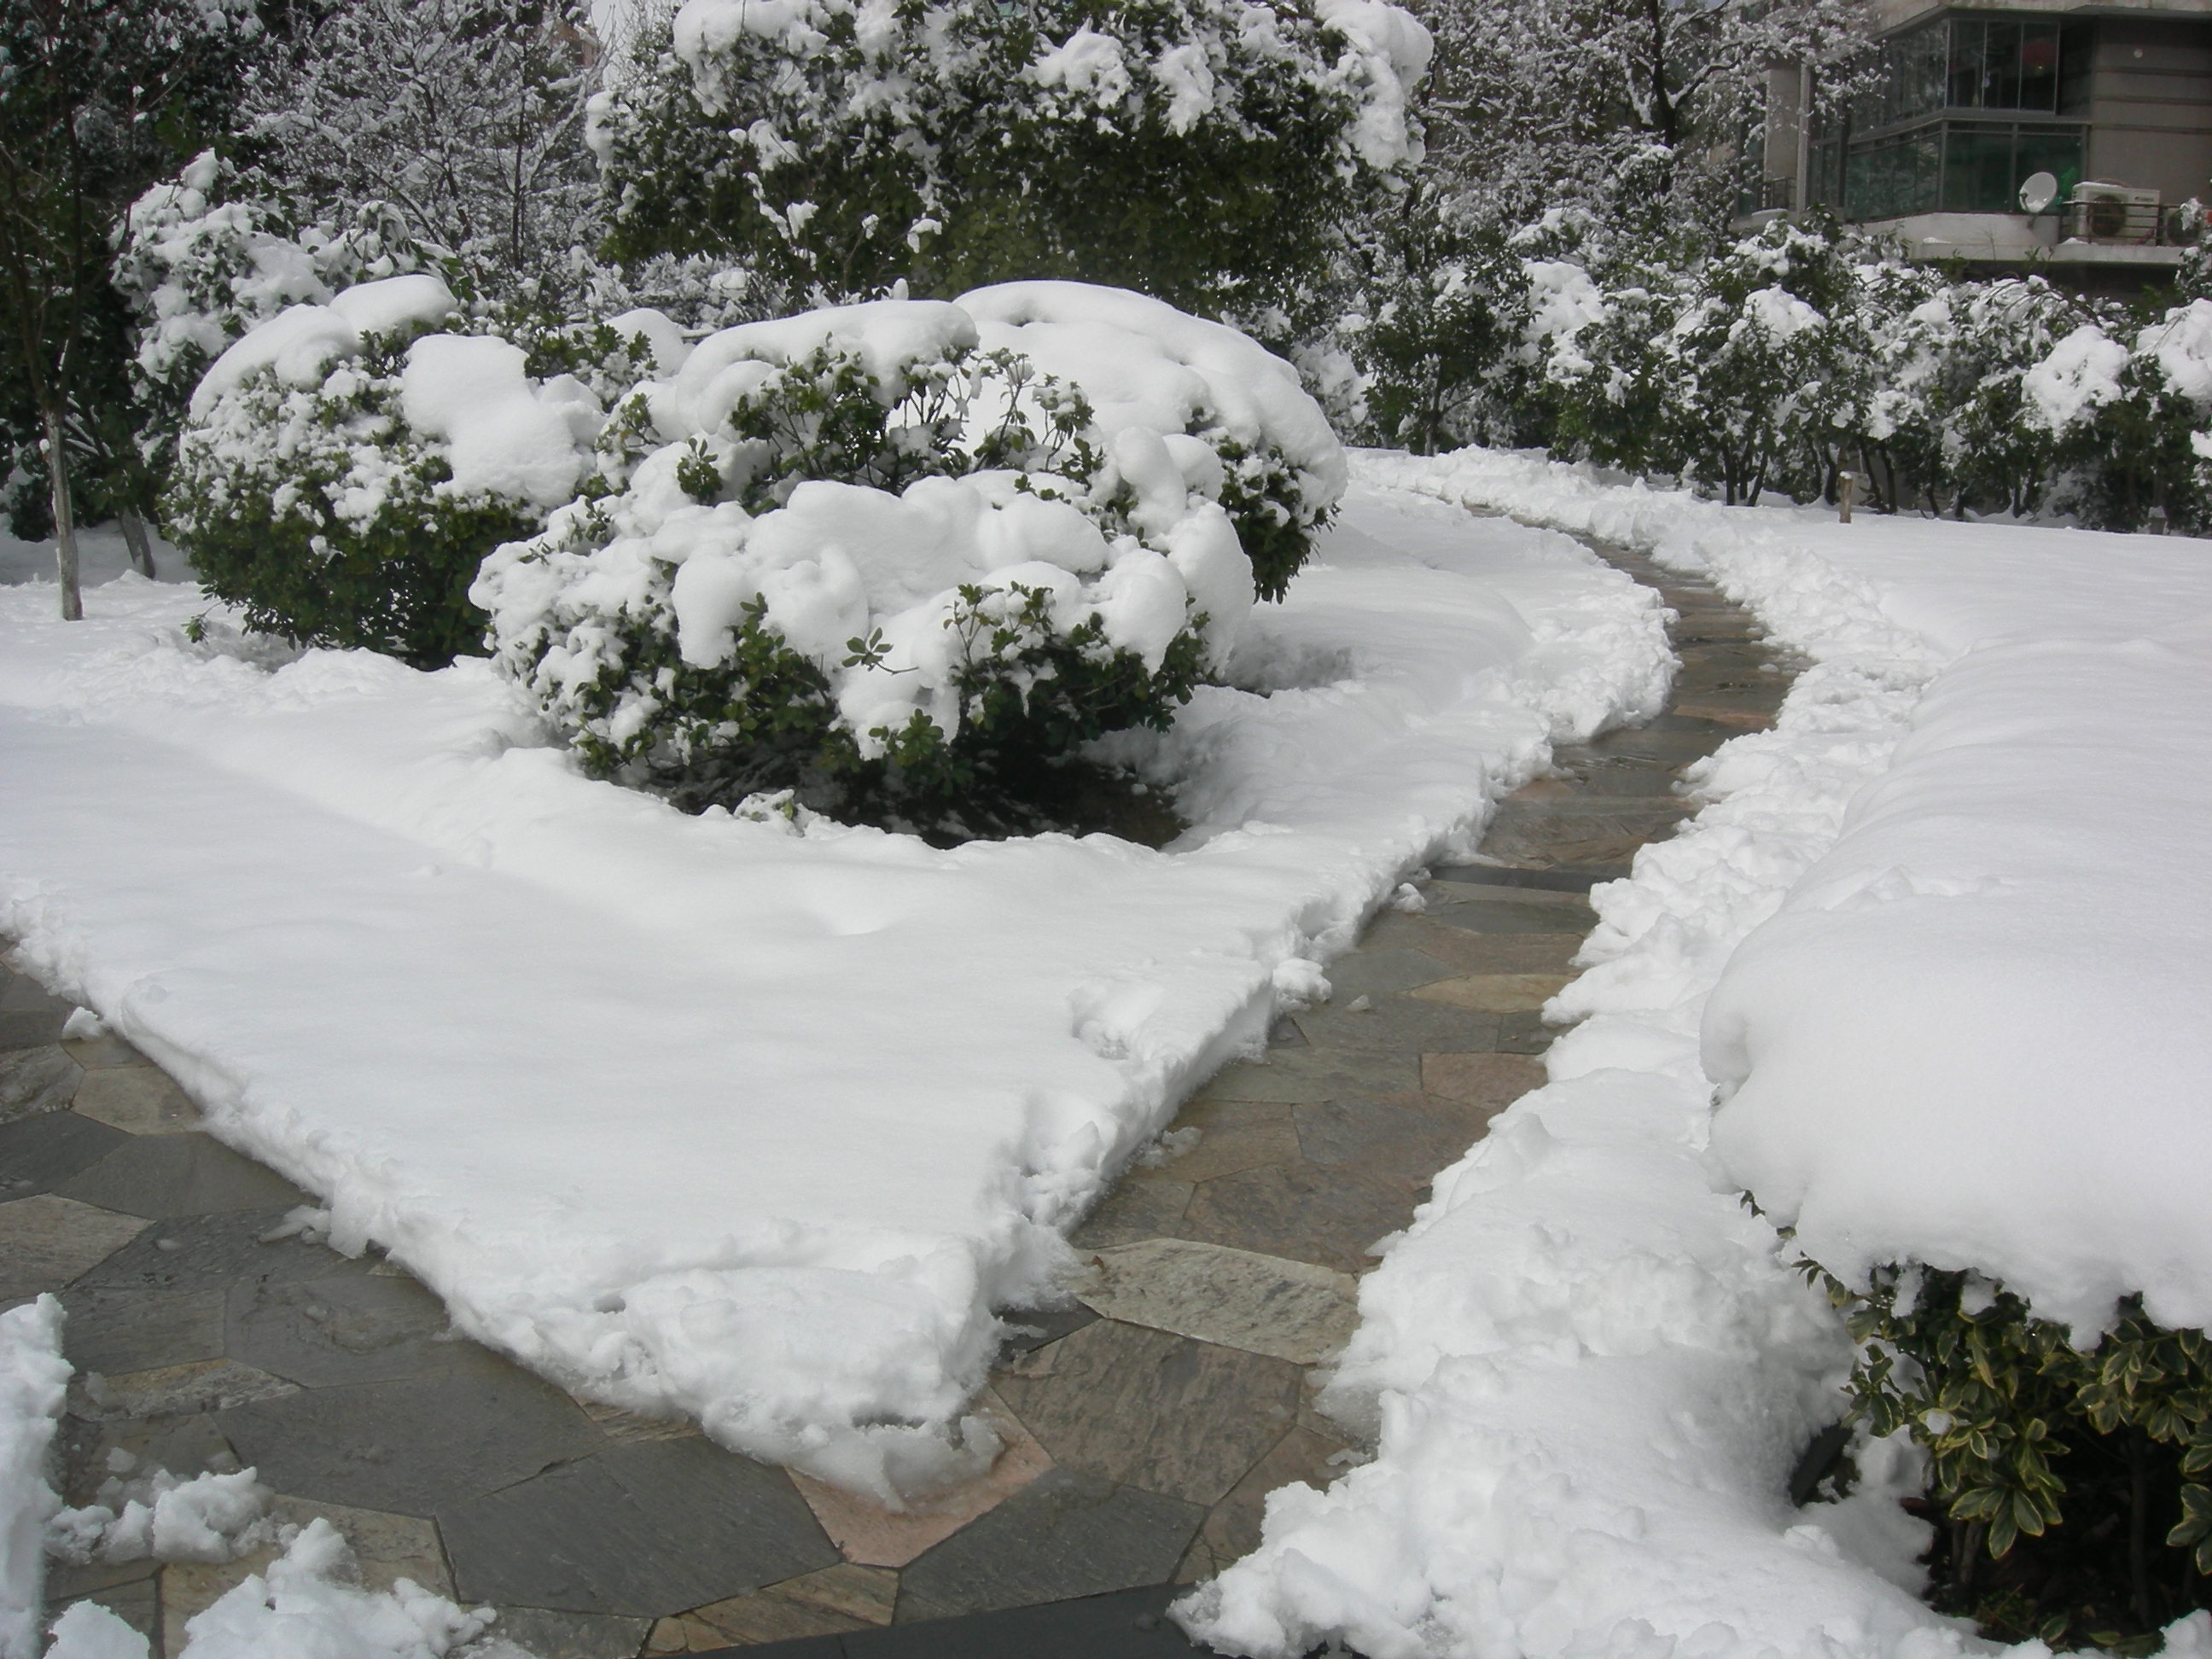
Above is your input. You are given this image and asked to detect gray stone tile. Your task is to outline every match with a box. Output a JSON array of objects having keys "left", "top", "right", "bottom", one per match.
[
  {"left": 0, "top": 1195, "right": 148, "bottom": 1301},
  {"left": 895, "top": 1467, "right": 1202, "bottom": 1623},
  {"left": 1069, "top": 1174, "right": 1192, "bottom": 1250},
  {"left": 0, "top": 1006, "right": 68, "bottom": 1050},
  {"left": 0, "top": 969, "right": 70, "bottom": 1014},
  {"left": 0, "top": 1110, "right": 126, "bottom": 1199},
  {"left": 55, "top": 1411, "right": 238, "bottom": 1507},
  {"left": 1137, "top": 1118, "right": 1300, "bottom": 1185},
  {"left": 1409, "top": 972, "right": 1572, "bottom": 1013},
  {"left": 652, "top": 1563, "right": 898, "bottom": 1648},
  {"left": 227, "top": 1268, "right": 498, "bottom": 1388},
  {"left": 1423, "top": 899, "right": 1592, "bottom": 935},
  {"left": 53, "top": 1133, "right": 309, "bottom": 1218},
  {"left": 1359, "top": 912, "right": 1584, "bottom": 975},
  {"left": 996, "top": 1303, "right": 1097, "bottom": 1365},
  {"left": 1291, "top": 994, "right": 1500, "bottom": 1054},
  {"left": 1426, "top": 861, "right": 1617, "bottom": 894},
  {"left": 0, "top": 1045, "right": 80, "bottom": 1122},
  {"left": 1293, "top": 1095, "right": 1485, "bottom": 1188},
  {"left": 60, "top": 1032, "right": 149, "bottom": 1071},
  {"left": 441, "top": 1437, "right": 838, "bottom": 1616},
  {"left": 1496, "top": 1012, "right": 1554, "bottom": 1055},
  {"left": 1315, "top": 949, "right": 1457, "bottom": 999},
  {"left": 72, "top": 1207, "right": 350, "bottom": 1297},
  {"left": 486, "top": 1606, "right": 654, "bottom": 1659},
  {"left": 73, "top": 1068, "right": 201, "bottom": 1134},
  {"left": 1191, "top": 1046, "right": 1419, "bottom": 1104},
  {"left": 1074, "top": 1239, "right": 1355, "bottom": 1365},
  {"left": 1180, "top": 1161, "right": 1414, "bottom": 1274},
  {"left": 1422, "top": 1052, "right": 1545, "bottom": 1110},
  {"left": 992, "top": 1319, "right": 1297, "bottom": 1506},
  {"left": 73, "top": 1357, "right": 299, "bottom": 1421},
  {"left": 59, "top": 1286, "right": 227, "bottom": 1376},
  {"left": 217, "top": 1371, "right": 606, "bottom": 1516}
]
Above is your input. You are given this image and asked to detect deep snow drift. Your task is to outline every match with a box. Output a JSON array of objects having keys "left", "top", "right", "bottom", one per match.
[
  {"left": 1183, "top": 449, "right": 2212, "bottom": 1659},
  {"left": 0, "top": 479, "right": 1665, "bottom": 1503}
]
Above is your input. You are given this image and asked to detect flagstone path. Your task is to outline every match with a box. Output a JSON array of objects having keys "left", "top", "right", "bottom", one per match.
[{"left": 0, "top": 535, "right": 1799, "bottom": 1658}]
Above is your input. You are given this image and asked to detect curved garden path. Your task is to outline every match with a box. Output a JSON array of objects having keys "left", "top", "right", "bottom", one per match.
[{"left": 0, "top": 531, "right": 1799, "bottom": 1658}]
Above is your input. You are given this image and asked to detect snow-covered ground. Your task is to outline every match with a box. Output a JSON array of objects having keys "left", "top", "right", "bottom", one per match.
[
  {"left": 1184, "top": 449, "right": 2212, "bottom": 1659},
  {"left": 0, "top": 480, "right": 1667, "bottom": 1505}
]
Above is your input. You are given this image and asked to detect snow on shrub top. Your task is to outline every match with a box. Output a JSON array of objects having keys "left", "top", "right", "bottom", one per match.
[
  {"left": 643, "top": 300, "right": 981, "bottom": 439},
  {"left": 958, "top": 280, "right": 1349, "bottom": 509},
  {"left": 189, "top": 276, "right": 460, "bottom": 417},
  {"left": 474, "top": 288, "right": 1292, "bottom": 770},
  {"left": 2023, "top": 323, "right": 2132, "bottom": 432}
]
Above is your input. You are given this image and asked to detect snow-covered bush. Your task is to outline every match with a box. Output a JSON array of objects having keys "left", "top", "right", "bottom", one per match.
[
  {"left": 166, "top": 274, "right": 611, "bottom": 667},
  {"left": 2026, "top": 300, "right": 2212, "bottom": 534},
  {"left": 1821, "top": 1265, "right": 2212, "bottom": 1644},
  {"left": 1554, "top": 219, "right": 1865, "bottom": 505},
  {"left": 593, "top": 0, "right": 1429, "bottom": 312},
  {"left": 474, "top": 284, "right": 1342, "bottom": 833},
  {"left": 114, "top": 151, "right": 445, "bottom": 490}
]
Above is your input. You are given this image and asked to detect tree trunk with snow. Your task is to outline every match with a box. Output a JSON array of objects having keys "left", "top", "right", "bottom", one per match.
[
  {"left": 44, "top": 408, "right": 81, "bottom": 620},
  {"left": 117, "top": 507, "right": 156, "bottom": 578}
]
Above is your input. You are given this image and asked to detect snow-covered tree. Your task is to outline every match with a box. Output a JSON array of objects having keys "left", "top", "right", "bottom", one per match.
[
  {"left": 595, "top": 0, "right": 1431, "bottom": 313},
  {"left": 0, "top": 0, "right": 261, "bottom": 614},
  {"left": 1414, "top": 0, "right": 1872, "bottom": 236},
  {"left": 239, "top": 0, "right": 601, "bottom": 298}
]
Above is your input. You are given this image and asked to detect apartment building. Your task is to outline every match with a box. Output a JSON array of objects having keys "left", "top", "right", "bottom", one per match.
[{"left": 1753, "top": 0, "right": 2212, "bottom": 274}]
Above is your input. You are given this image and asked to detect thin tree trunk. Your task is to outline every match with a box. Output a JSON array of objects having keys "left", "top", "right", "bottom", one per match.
[
  {"left": 118, "top": 508, "right": 156, "bottom": 579},
  {"left": 44, "top": 407, "right": 81, "bottom": 621}
]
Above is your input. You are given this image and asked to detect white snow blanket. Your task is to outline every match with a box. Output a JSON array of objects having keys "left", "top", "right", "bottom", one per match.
[
  {"left": 1184, "top": 448, "right": 2212, "bottom": 1658},
  {"left": 0, "top": 480, "right": 1666, "bottom": 1504}
]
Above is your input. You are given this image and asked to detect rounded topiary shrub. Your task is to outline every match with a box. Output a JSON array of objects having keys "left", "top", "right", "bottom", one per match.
[
  {"left": 474, "top": 286, "right": 1339, "bottom": 836},
  {"left": 166, "top": 275, "right": 626, "bottom": 668}
]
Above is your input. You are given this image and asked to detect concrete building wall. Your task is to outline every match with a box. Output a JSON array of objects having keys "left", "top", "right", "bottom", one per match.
[{"left": 2081, "top": 15, "right": 2212, "bottom": 200}]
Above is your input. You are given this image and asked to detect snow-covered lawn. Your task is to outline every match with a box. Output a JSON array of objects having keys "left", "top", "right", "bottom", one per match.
[
  {"left": 1186, "top": 449, "right": 2212, "bottom": 1659},
  {"left": 0, "top": 479, "right": 1666, "bottom": 1504}
]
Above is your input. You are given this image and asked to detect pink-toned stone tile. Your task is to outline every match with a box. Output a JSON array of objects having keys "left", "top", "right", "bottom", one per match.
[{"left": 791, "top": 1388, "right": 1051, "bottom": 1568}]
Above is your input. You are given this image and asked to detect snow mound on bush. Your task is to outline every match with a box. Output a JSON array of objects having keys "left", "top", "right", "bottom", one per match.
[{"left": 959, "top": 280, "right": 1348, "bottom": 509}]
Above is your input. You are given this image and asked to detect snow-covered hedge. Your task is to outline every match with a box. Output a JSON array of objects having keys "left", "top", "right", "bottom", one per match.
[
  {"left": 593, "top": 0, "right": 1429, "bottom": 310},
  {"left": 166, "top": 274, "right": 614, "bottom": 667},
  {"left": 474, "top": 282, "right": 1342, "bottom": 830},
  {"left": 1329, "top": 214, "right": 2212, "bottom": 532}
]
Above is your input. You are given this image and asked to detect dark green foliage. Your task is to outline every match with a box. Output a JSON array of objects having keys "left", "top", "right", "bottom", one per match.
[
  {"left": 1819, "top": 1262, "right": 2212, "bottom": 1647},
  {"left": 596, "top": 0, "right": 1401, "bottom": 316}
]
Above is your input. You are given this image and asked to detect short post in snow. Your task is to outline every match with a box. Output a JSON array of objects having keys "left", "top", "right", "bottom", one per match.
[
  {"left": 2147, "top": 504, "right": 2169, "bottom": 536},
  {"left": 1837, "top": 470, "right": 1859, "bottom": 525}
]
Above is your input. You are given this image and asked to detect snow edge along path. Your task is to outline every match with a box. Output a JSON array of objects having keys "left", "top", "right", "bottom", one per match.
[
  {"left": 0, "top": 479, "right": 1667, "bottom": 1505},
  {"left": 1182, "top": 449, "right": 2212, "bottom": 1659}
]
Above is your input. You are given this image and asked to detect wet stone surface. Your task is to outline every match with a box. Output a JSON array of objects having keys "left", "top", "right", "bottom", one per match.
[{"left": 3, "top": 531, "right": 1803, "bottom": 1652}]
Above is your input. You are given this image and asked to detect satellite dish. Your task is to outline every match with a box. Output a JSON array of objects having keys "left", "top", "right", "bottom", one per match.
[{"left": 2018, "top": 171, "right": 2060, "bottom": 214}]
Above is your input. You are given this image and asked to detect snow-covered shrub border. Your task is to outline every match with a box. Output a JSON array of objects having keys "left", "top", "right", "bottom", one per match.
[{"left": 475, "top": 283, "right": 1342, "bottom": 830}]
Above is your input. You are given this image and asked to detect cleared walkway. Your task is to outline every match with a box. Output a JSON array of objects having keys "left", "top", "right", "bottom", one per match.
[{"left": 0, "top": 536, "right": 1797, "bottom": 1657}]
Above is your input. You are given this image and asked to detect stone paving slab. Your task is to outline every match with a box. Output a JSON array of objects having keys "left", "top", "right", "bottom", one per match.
[{"left": 1073, "top": 1239, "right": 1356, "bottom": 1365}]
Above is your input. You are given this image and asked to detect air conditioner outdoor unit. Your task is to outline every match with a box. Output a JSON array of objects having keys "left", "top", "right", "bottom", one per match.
[{"left": 2069, "top": 183, "right": 2162, "bottom": 244}]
